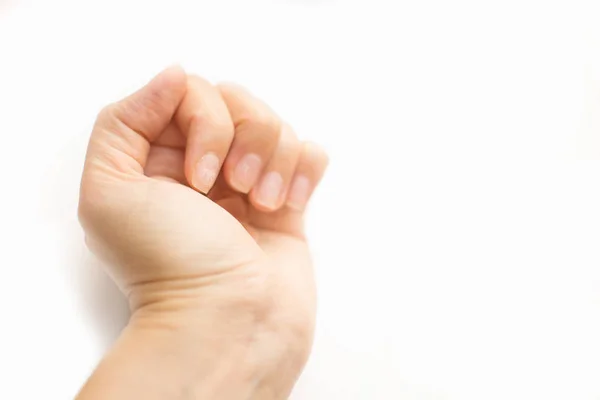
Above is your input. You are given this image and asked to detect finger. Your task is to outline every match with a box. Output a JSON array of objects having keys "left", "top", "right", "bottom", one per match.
[
  {"left": 174, "top": 76, "right": 234, "bottom": 194},
  {"left": 249, "top": 123, "right": 301, "bottom": 211},
  {"left": 286, "top": 142, "right": 329, "bottom": 211},
  {"left": 145, "top": 146, "right": 186, "bottom": 184},
  {"left": 153, "top": 121, "right": 186, "bottom": 149},
  {"left": 85, "top": 66, "right": 187, "bottom": 176},
  {"left": 217, "top": 83, "right": 282, "bottom": 193},
  {"left": 145, "top": 122, "right": 186, "bottom": 184}
]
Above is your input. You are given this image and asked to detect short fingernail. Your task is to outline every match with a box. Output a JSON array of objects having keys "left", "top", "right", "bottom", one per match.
[
  {"left": 256, "top": 171, "right": 283, "bottom": 209},
  {"left": 193, "top": 152, "right": 220, "bottom": 192},
  {"left": 233, "top": 153, "right": 262, "bottom": 192},
  {"left": 287, "top": 175, "right": 312, "bottom": 210}
]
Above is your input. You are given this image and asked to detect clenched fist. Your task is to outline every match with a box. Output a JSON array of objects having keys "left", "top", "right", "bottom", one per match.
[{"left": 77, "top": 67, "right": 328, "bottom": 400}]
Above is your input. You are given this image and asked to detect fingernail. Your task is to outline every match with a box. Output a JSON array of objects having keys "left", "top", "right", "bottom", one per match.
[
  {"left": 287, "top": 175, "right": 312, "bottom": 210},
  {"left": 256, "top": 171, "right": 283, "bottom": 209},
  {"left": 193, "top": 152, "right": 220, "bottom": 192},
  {"left": 233, "top": 153, "right": 262, "bottom": 192}
]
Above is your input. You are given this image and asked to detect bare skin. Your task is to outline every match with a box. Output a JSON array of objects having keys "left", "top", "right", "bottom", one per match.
[{"left": 77, "top": 67, "right": 329, "bottom": 400}]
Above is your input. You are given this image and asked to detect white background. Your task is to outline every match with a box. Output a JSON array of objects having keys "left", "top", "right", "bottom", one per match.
[{"left": 1, "top": 0, "right": 600, "bottom": 399}]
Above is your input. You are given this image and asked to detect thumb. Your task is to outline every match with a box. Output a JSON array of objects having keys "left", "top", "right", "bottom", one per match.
[
  {"left": 79, "top": 66, "right": 187, "bottom": 251},
  {"left": 84, "top": 66, "right": 187, "bottom": 177}
]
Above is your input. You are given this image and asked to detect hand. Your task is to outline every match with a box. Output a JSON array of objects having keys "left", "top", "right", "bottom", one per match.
[{"left": 77, "top": 67, "right": 328, "bottom": 399}]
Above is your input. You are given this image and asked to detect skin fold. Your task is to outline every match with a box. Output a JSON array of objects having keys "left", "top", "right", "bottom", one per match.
[{"left": 77, "top": 66, "right": 329, "bottom": 400}]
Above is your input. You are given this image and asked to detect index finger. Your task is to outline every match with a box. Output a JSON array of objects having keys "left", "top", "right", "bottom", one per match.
[{"left": 174, "top": 75, "right": 235, "bottom": 194}]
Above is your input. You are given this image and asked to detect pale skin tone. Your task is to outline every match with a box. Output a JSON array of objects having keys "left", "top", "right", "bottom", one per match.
[{"left": 77, "top": 66, "right": 329, "bottom": 400}]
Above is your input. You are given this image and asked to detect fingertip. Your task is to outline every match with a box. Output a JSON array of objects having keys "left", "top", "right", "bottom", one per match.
[
  {"left": 190, "top": 152, "right": 220, "bottom": 194},
  {"left": 165, "top": 64, "right": 186, "bottom": 76},
  {"left": 284, "top": 142, "right": 329, "bottom": 212},
  {"left": 108, "top": 65, "right": 189, "bottom": 143},
  {"left": 286, "top": 174, "right": 312, "bottom": 212},
  {"left": 148, "top": 64, "right": 187, "bottom": 94},
  {"left": 249, "top": 170, "right": 286, "bottom": 212}
]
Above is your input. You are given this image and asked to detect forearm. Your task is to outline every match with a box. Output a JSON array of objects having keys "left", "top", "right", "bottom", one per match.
[
  {"left": 76, "top": 300, "right": 308, "bottom": 400},
  {"left": 77, "top": 322, "right": 256, "bottom": 399}
]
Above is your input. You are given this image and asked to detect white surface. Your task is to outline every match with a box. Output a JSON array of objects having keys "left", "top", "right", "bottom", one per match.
[{"left": 1, "top": 0, "right": 600, "bottom": 399}]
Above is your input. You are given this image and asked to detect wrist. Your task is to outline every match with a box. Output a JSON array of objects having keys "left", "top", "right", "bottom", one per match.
[
  {"left": 126, "top": 308, "right": 310, "bottom": 400},
  {"left": 125, "top": 275, "right": 313, "bottom": 400},
  {"left": 113, "top": 263, "right": 314, "bottom": 399}
]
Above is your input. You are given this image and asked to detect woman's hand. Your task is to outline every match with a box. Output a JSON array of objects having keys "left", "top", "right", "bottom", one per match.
[{"left": 77, "top": 67, "right": 328, "bottom": 400}]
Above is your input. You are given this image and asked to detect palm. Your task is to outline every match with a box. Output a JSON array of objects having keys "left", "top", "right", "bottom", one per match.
[{"left": 143, "top": 123, "right": 315, "bottom": 322}]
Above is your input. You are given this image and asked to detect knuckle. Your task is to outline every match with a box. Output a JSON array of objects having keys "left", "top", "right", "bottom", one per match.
[
  {"left": 188, "top": 74, "right": 211, "bottom": 87},
  {"left": 298, "top": 142, "right": 329, "bottom": 177},
  {"left": 319, "top": 148, "right": 330, "bottom": 166},
  {"left": 189, "top": 112, "right": 234, "bottom": 138},
  {"left": 216, "top": 81, "right": 247, "bottom": 97},
  {"left": 281, "top": 123, "right": 298, "bottom": 140},
  {"left": 303, "top": 141, "right": 328, "bottom": 162},
  {"left": 211, "top": 121, "right": 235, "bottom": 141},
  {"left": 187, "top": 112, "right": 204, "bottom": 132},
  {"left": 251, "top": 112, "right": 281, "bottom": 141},
  {"left": 235, "top": 111, "right": 281, "bottom": 150},
  {"left": 277, "top": 134, "right": 301, "bottom": 158}
]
